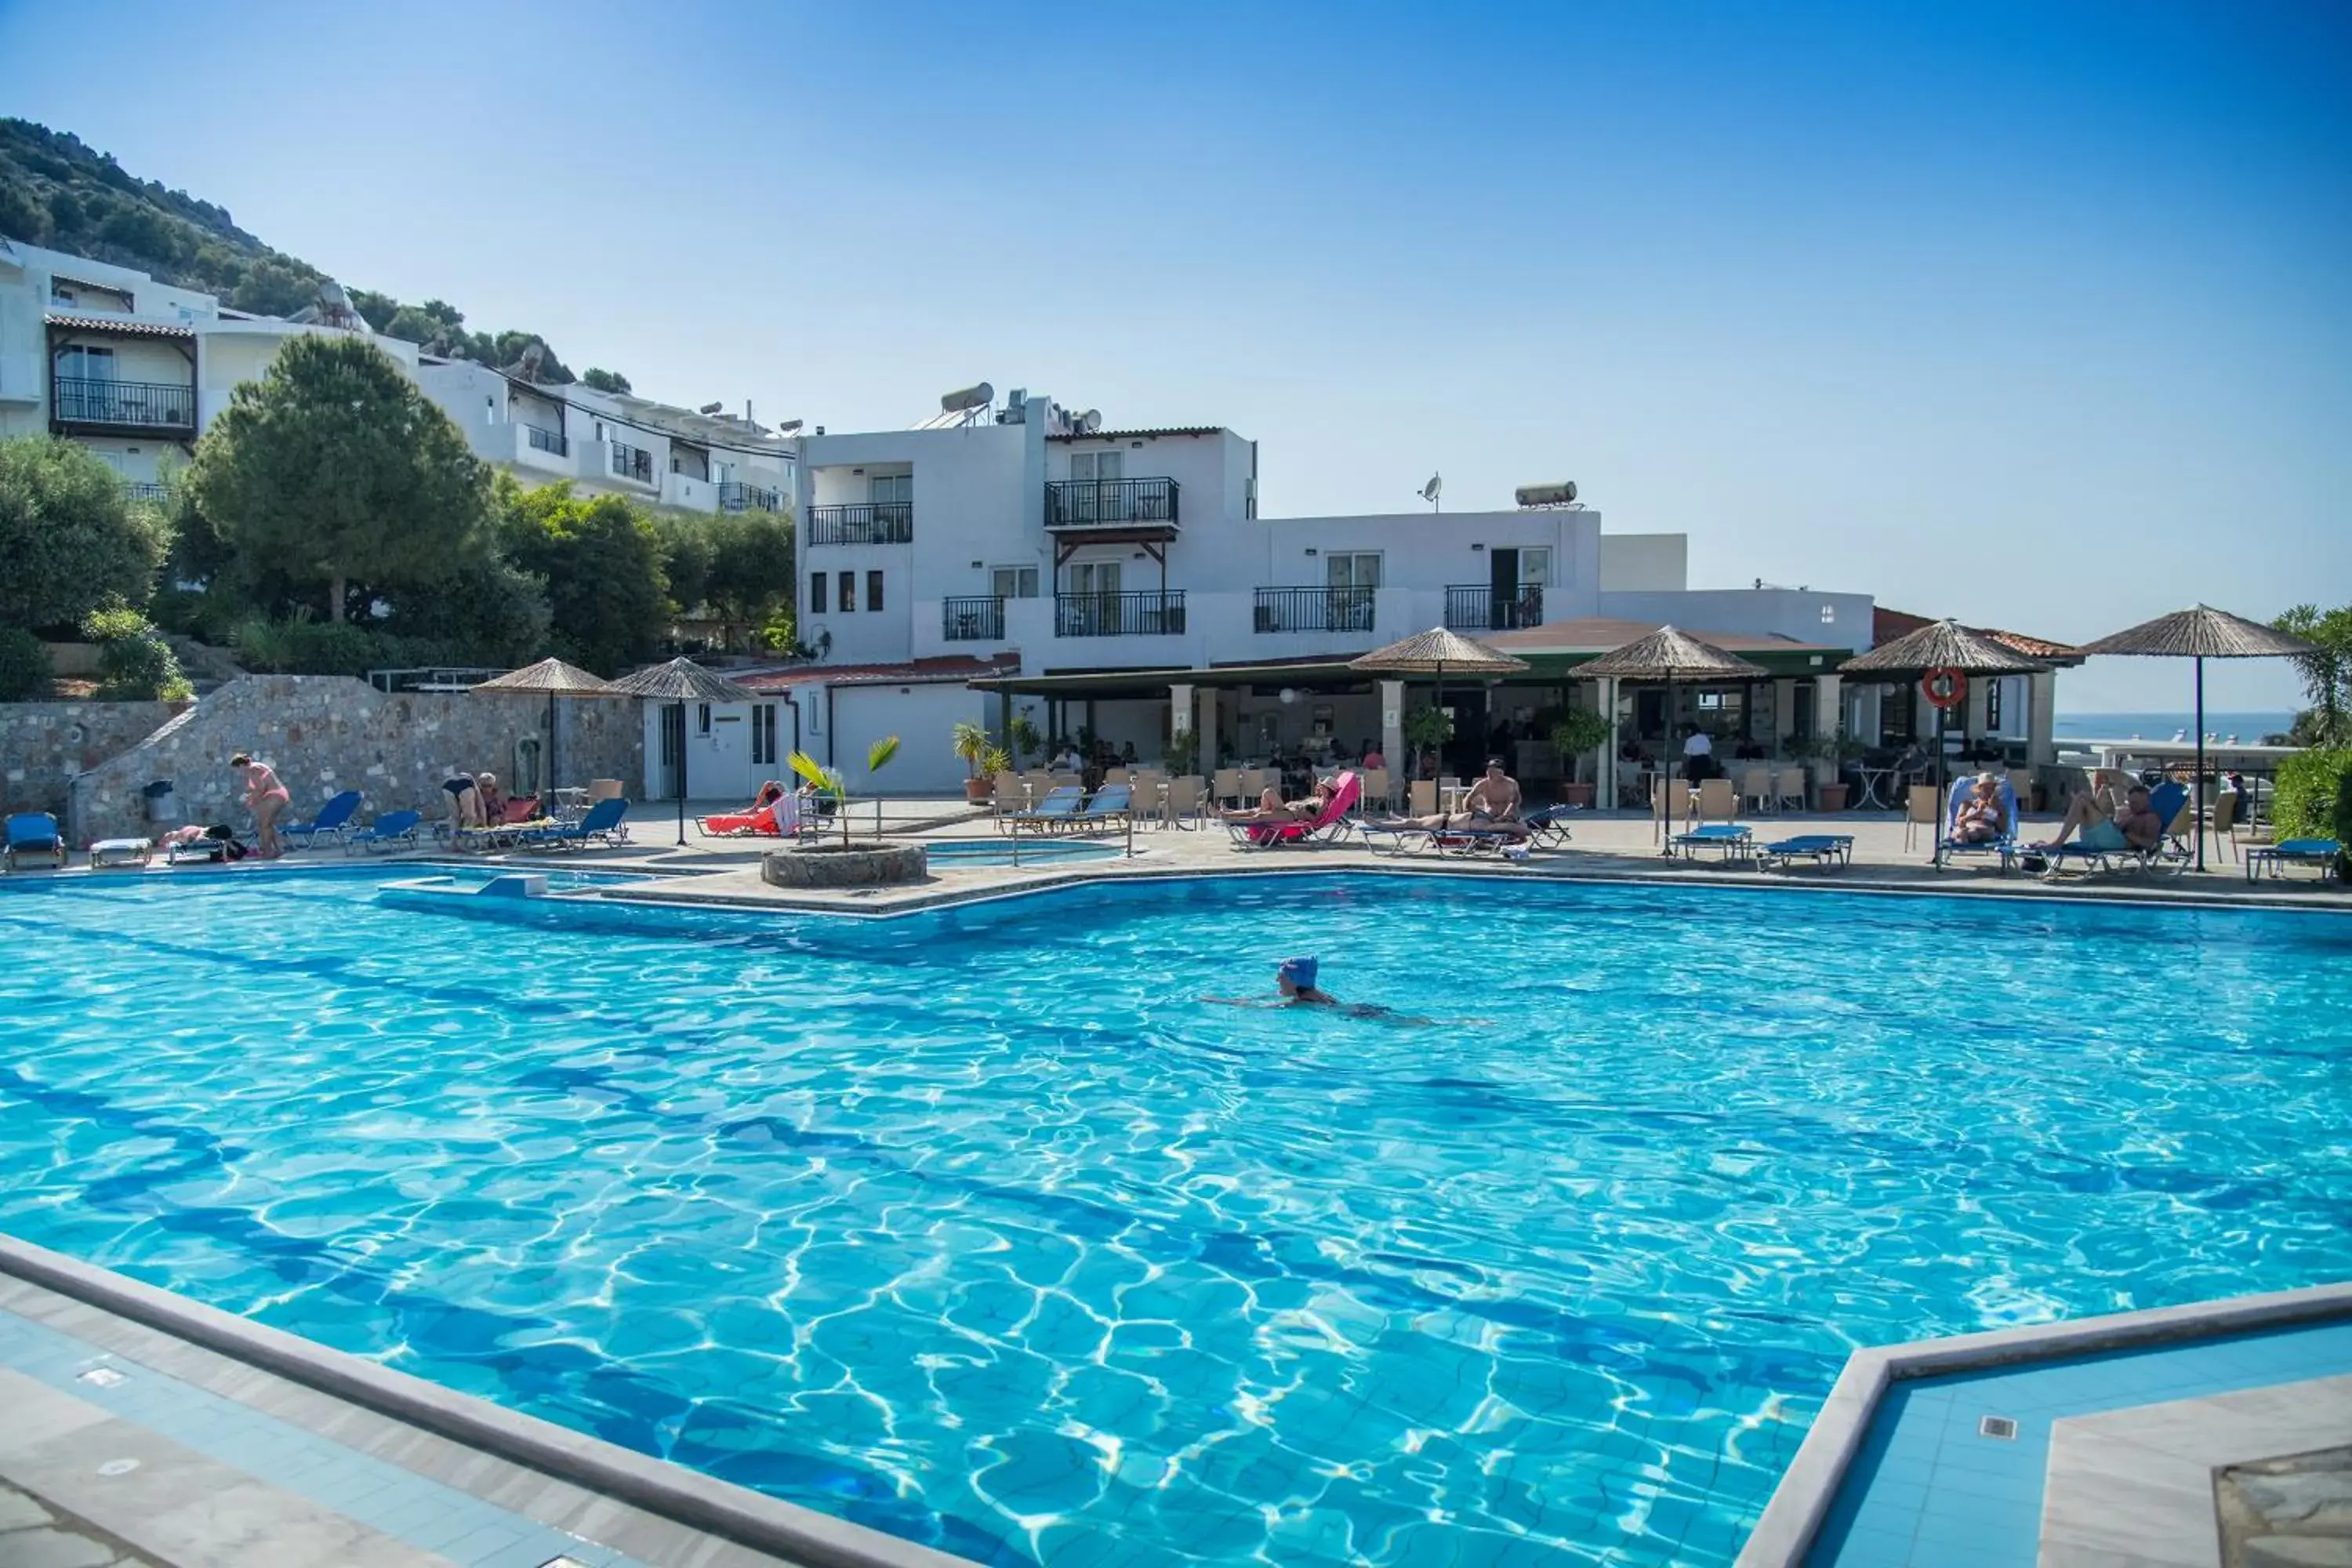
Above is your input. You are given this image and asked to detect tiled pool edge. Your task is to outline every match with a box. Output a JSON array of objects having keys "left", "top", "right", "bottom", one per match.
[
  {"left": 0, "top": 1232, "right": 979, "bottom": 1568},
  {"left": 1732, "top": 1279, "right": 2352, "bottom": 1567}
]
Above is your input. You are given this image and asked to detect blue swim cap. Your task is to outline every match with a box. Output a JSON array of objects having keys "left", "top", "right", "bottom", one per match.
[{"left": 1278, "top": 956, "right": 1319, "bottom": 986}]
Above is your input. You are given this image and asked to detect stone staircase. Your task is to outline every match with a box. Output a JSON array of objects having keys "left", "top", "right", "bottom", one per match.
[{"left": 164, "top": 637, "right": 245, "bottom": 696}]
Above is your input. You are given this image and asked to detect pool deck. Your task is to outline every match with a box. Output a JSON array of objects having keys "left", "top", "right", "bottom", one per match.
[{"left": 0, "top": 1236, "right": 973, "bottom": 1568}]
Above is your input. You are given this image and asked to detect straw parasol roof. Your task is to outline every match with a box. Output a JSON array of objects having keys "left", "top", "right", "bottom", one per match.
[
  {"left": 1577, "top": 625, "right": 1769, "bottom": 683},
  {"left": 2072, "top": 604, "right": 2314, "bottom": 660},
  {"left": 604, "top": 656, "right": 761, "bottom": 705},
  {"left": 1838, "top": 618, "right": 2049, "bottom": 678},
  {"left": 1348, "top": 626, "right": 1529, "bottom": 677},
  {"left": 470, "top": 656, "right": 615, "bottom": 696}
]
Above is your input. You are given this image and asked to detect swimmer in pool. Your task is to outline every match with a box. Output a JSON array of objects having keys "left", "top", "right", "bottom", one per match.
[{"left": 1204, "top": 956, "right": 1472, "bottom": 1026}]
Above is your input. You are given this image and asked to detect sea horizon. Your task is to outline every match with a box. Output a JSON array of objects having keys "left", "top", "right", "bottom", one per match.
[{"left": 2052, "top": 710, "right": 2297, "bottom": 741}]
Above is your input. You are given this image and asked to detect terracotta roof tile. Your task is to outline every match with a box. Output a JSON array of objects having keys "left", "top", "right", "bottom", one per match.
[
  {"left": 45, "top": 311, "right": 195, "bottom": 339},
  {"left": 736, "top": 654, "right": 1018, "bottom": 692},
  {"left": 1875, "top": 607, "right": 2079, "bottom": 662}
]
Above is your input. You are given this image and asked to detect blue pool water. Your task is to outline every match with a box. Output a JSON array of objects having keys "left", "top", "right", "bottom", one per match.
[
  {"left": 924, "top": 838, "right": 1120, "bottom": 867},
  {"left": 0, "top": 870, "right": 2346, "bottom": 1565}
]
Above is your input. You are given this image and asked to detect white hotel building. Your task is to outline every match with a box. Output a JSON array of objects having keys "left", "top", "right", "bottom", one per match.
[{"left": 698, "top": 388, "right": 2003, "bottom": 802}]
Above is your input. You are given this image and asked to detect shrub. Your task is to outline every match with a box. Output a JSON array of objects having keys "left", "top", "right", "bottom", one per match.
[
  {"left": 2272, "top": 749, "right": 2352, "bottom": 843},
  {"left": 0, "top": 625, "right": 53, "bottom": 702},
  {"left": 230, "top": 616, "right": 457, "bottom": 677},
  {"left": 0, "top": 436, "right": 172, "bottom": 630},
  {"left": 82, "top": 607, "right": 192, "bottom": 701}
]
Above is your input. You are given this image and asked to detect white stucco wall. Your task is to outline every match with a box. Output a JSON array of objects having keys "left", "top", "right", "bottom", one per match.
[{"left": 1598, "top": 533, "right": 1687, "bottom": 593}]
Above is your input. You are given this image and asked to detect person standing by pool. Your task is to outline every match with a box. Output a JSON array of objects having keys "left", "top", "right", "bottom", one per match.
[
  {"left": 441, "top": 765, "right": 485, "bottom": 835},
  {"left": 230, "top": 753, "right": 289, "bottom": 859},
  {"left": 1682, "top": 724, "right": 1714, "bottom": 783}
]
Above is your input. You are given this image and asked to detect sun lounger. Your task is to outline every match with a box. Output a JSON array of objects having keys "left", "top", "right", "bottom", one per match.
[
  {"left": 1356, "top": 818, "right": 1525, "bottom": 859},
  {"left": 281, "top": 789, "right": 363, "bottom": 851},
  {"left": 1065, "top": 783, "right": 1135, "bottom": 835},
  {"left": 517, "top": 797, "right": 629, "bottom": 851},
  {"left": 1930, "top": 777, "right": 2020, "bottom": 873},
  {"left": 1225, "top": 772, "right": 1358, "bottom": 849},
  {"left": 1670, "top": 823, "right": 1755, "bottom": 863},
  {"left": 347, "top": 808, "right": 423, "bottom": 854},
  {"left": 2245, "top": 837, "right": 2341, "bottom": 883},
  {"left": 1521, "top": 803, "right": 1577, "bottom": 848},
  {"left": 89, "top": 838, "right": 153, "bottom": 869},
  {"left": 165, "top": 836, "right": 229, "bottom": 866},
  {"left": 702, "top": 783, "right": 799, "bottom": 837},
  {"left": 2029, "top": 781, "right": 2189, "bottom": 877},
  {"left": 1005, "top": 784, "right": 1085, "bottom": 836},
  {"left": 1755, "top": 833, "right": 1854, "bottom": 872},
  {"left": 2, "top": 812, "right": 66, "bottom": 872}
]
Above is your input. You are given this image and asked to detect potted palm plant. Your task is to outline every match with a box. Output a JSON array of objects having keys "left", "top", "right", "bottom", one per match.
[
  {"left": 952, "top": 720, "right": 1000, "bottom": 804},
  {"left": 1548, "top": 707, "right": 1613, "bottom": 808}
]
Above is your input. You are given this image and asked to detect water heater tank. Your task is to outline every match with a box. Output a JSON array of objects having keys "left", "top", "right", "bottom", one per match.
[
  {"left": 940, "top": 383, "right": 995, "bottom": 414},
  {"left": 1515, "top": 481, "right": 1578, "bottom": 508}
]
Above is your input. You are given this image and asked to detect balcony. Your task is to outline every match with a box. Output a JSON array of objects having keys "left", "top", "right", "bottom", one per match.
[
  {"left": 1445, "top": 583, "right": 1544, "bottom": 633},
  {"left": 1254, "top": 586, "right": 1375, "bottom": 635},
  {"left": 1055, "top": 590, "right": 1186, "bottom": 638},
  {"left": 808, "top": 503, "right": 913, "bottom": 546},
  {"left": 608, "top": 441, "right": 655, "bottom": 485},
  {"left": 718, "top": 481, "right": 782, "bottom": 514},
  {"left": 1044, "top": 477, "right": 1180, "bottom": 532},
  {"left": 524, "top": 423, "right": 568, "bottom": 458},
  {"left": 50, "top": 376, "right": 196, "bottom": 435},
  {"left": 122, "top": 481, "right": 170, "bottom": 503},
  {"left": 942, "top": 596, "right": 1006, "bottom": 641}
]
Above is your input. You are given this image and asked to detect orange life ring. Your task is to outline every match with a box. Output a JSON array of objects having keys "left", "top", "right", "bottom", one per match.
[{"left": 1922, "top": 667, "right": 1968, "bottom": 712}]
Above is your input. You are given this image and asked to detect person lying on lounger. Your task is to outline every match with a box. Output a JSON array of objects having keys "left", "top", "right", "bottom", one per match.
[
  {"left": 2035, "top": 782, "right": 2162, "bottom": 854},
  {"left": 1950, "top": 774, "right": 2008, "bottom": 844},
  {"left": 1368, "top": 759, "right": 1532, "bottom": 837},
  {"left": 1218, "top": 778, "right": 1334, "bottom": 824}
]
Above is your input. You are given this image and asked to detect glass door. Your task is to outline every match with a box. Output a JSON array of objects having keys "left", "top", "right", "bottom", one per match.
[
  {"left": 1065, "top": 561, "right": 1121, "bottom": 636},
  {"left": 1325, "top": 552, "right": 1380, "bottom": 632}
]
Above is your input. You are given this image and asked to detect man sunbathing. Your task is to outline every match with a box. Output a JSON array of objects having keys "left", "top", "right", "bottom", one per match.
[
  {"left": 1949, "top": 774, "right": 2008, "bottom": 844},
  {"left": 1219, "top": 777, "right": 1334, "bottom": 824},
  {"left": 1370, "top": 758, "right": 1531, "bottom": 837},
  {"left": 2037, "top": 782, "right": 2163, "bottom": 855}
]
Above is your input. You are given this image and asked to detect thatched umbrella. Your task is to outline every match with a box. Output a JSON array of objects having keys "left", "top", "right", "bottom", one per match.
[
  {"left": 470, "top": 658, "right": 615, "bottom": 806},
  {"left": 1349, "top": 628, "right": 1530, "bottom": 782},
  {"left": 1838, "top": 619, "right": 2049, "bottom": 819},
  {"left": 2072, "top": 605, "right": 2316, "bottom": 869},
  {"left": 1580, "top": 627, "right": 1769, "bottom": 853},
  {"left": 604, "top": 658, "right": 762, "bottom": 845}
]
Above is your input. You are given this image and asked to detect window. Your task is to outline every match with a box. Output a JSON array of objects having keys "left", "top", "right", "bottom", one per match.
[
  {"left": 54, "top": 344, "right": 117, "bottom": 380},
  {"left": 838, "top": 573, "right": 856, "bottom": 612},
  {"left": 991, "top": 566, "right": 1040, "bottom": 599},
  {"left": 50, "top": 282, "right": 76, "bottom": 305},
  {"left": 752, "top": 703, "right": 779, "bottom": 765},
  {"left": 1820, "top": 603, "right": 1837, "bottom": 624},
  {"left": 809, "top": 572, "right": 826, "bottom": 612},
  {"left": 866, "top": 570, "right": 884, "bottom": 612},
  {"left": 1325, "top": 553, "right": 1381, "bottom": 590},
  {"left": 869, "top": 473, "right": 911, "bottom": 506},
  {"left": 1518, "top": 547, "right": 1551, "bottom": 586},
  {"left": 1069, "top": 450, "right": 1123, "bottom": 482},
  {"left": 1985, "top": 680, "right": 2003, "bottom": 729},
  {"left": 697, "top": 703, "right": 712, "bottom": 736}
]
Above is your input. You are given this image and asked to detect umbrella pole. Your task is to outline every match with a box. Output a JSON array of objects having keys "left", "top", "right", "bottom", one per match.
[
  {"left": 675, "top": 699, "right": 688, "bottom": 848},
  {"left": 546, "top": 689, "right": 557, "bottom": 803},
  {"left": 1661, "top": 677, "right": 1675, "bottom": 856},
  {"left": 2194, "top": 655, "right": 2205, "bottom": 872}
]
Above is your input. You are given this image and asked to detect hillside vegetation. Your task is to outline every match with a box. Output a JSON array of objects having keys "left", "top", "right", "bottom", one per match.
[{"left": 0, "top": 119, "right": 628, "bottom": 390}]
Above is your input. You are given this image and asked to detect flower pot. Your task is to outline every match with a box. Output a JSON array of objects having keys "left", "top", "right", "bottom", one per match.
[
  {"left": 1560, "top": 782, "right": 1595, "bottom": 809},
  {"left": 1817, "top": 782, "right": 1850, "bottom": 812},
  {"left": 964, "top": 778, "right": 993, "bottom": 805}
]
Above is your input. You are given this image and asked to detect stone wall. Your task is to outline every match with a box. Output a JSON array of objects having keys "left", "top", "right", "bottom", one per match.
[
  {"left": 66, "top": 676, "right": 644, "bottom": 844},
  {"left": 0, "top": 699, "right": 184, "bottom": 822}
]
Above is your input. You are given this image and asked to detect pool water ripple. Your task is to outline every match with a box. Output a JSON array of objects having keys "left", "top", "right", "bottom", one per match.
[{"left": 0, "top": 871, "right": 2347, "bottom": 1564}]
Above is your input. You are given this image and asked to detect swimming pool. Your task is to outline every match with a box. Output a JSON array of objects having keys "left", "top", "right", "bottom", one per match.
[
  {"left": 0, "top": 871, "right": 2345, "bottom": 1565},
  {"left": 922, "top": 837, "right": 1122, "bottom": 867}
]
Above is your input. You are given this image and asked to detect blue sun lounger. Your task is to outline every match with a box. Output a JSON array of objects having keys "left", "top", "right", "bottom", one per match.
[
  {"left": 1522, "top": 804, "right": 1578, "bottom": 848},
  {"left": 347, "top": 808, "right": 423, "bottom": 854},
  {"left": 2033, "top": 781, "right": 2190, "bottom": 877},
  {"left": 281, "top": 789, "right": 363, "bottom": 851},
  {"left": 1931, "top": 776, "right": 2021, "bottom": 873},
  {"left": 1005, "top": 784, "right": 1085, "bottom": 835},
  {"left": 1670, "top": 824, "right": 1754, "bottom": 863},
  {"left": 1065, "top": 784, "right": 1134, "bottom": 834},
  {"left": 2246, "top": 837, "right": 2341, "bottom": 882},
  {"left": 518, "top": 797, "right": 630, "bottom": 850},
  {"left": 1755, "top": 833, "right": 1854, "bottom": 872},
  {"left": 3, "top": 812, "right": 66, "bottom": 872}
]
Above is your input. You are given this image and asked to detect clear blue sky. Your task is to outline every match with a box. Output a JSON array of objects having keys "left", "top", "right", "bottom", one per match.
[{"left": 6, "top": 0, "right": 2346, "bottom": 712}]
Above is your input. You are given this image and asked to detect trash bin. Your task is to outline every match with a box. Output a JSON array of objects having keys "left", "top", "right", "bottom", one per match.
[{"left": 141, "top": 779, "right": 176, "bottom": 824}]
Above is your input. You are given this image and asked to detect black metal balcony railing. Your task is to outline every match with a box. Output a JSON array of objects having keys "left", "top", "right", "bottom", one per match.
[
  {"left": 1253, "top": 586, "right": 1376, "bottom": 635},
  {"left": 1055, "top": 590, "right": 1186, "bottom": 638},
  {"left": 1044, "top": 477, "right": 1180, "bottom": 528},
  {"left": 1445, "top": 583, "right": 1544, "bottom": 632},
  {"left": 122, "top": 481, "right": 170, "bottom": 503},
  {"left": 717, "top": 481, "right": 782, "bottom": 514},
  {"left": 51, "top": 376, "right": 195, "bottom": 430},
  {"left": 942, "top": 596, "right": 1006, "bottom": 641},
  {"left": 609, "top": 441, "right": 655, "bottom": 484},
  {"left": 524, "top": 424, "right": 568, "bottom": 457},
  {"left": 808, "top": 503, "right": 913, "bottom": 546}
]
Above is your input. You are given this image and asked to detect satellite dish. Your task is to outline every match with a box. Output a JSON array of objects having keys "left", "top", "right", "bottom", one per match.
[
  {"left": 1080, "top": 409, "right": 1103, "bottom": 434},
  {"left": 940, "top": 383, "right": 994, "bottom": 414},
  {"left": 1514, "top": 481, "right": 1578, "bottom": 509},
  {"left": 1419, "top": 474, "right": 1443, "bottom": 512}
]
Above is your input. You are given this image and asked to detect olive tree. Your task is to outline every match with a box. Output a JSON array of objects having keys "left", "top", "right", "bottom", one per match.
[{"left": 0, "top": 436, "right": 169, "bottom": 631}]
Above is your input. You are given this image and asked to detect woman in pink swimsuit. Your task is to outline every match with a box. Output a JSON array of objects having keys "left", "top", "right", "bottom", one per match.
[{"left": 232, "top": 753, "right": 290, "bottom": 858}]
